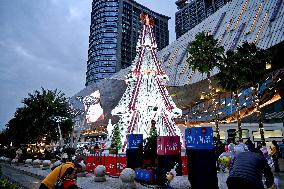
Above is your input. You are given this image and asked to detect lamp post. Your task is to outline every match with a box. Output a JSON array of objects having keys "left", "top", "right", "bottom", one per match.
[
  {"left": 67, "top": 105, "right": 84, "bottom": 148},
  {"left": 49, "top": 116, "right": 68, "bottom": 147}
]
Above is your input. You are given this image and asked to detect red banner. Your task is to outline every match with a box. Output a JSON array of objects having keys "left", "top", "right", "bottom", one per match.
[
  {"left": 157, "top": 136, "right": 181, "bottom": 155},
  {"left": 85, "top": 154, "right": 187, "bottom": 175},
  {"left": 85, "top": 154, "right": 126, "bottom": 176}
]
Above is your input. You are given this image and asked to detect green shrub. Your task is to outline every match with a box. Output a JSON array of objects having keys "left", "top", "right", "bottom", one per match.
[{"left": 0, "top": 179, "right": 19, "bottom": 189}]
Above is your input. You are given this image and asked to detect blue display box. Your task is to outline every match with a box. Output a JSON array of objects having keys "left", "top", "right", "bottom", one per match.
[
  {"left": 127, "top": 134, "right": 143, "bottom": 149},
  {"left": 135, "top": 169, "right": 155, "bottom": 184},
  {"left": 185, "top": 127, "right": 214, "bottom": 149}
]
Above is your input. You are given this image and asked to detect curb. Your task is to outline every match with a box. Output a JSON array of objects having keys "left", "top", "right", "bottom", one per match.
[{"left": 1, "top": 163, "right": 45, "bottom": 180}]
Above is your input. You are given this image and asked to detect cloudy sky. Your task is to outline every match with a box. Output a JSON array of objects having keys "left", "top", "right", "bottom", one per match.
[{"left": 0, "top": 0, "right": 177, "bottom": 130}]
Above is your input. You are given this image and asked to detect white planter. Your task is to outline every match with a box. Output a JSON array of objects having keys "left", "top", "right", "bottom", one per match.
[
  {"left": 25, "top": 159, "right": 33, "bottom": 164},
  {"left": 11, "top": 159, "right": 18, "bottom": 164},
  {"left": 42, "top": 160, "right": 51, "bottom": 167},
  {"left": 169, "top": 176, "right": 191, "bottom": 189},
  {"left": 120, "top": 168, "right": 136, "bottom": 189},
  {"left": 94, "top": 165, "right": 106, "bottom": 182}
]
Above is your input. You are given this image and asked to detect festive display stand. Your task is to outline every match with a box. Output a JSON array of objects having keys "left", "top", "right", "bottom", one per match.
[
  {"left": 126, "top": 134, "right": 143, "bottom": 169},
  {"left": 185, "top": 127, "right": 218, "bottom": 189}
]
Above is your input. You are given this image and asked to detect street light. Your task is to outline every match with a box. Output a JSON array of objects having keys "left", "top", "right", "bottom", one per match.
[
  {"left": 49, "top": 116, "right": 68, "bottom": 147},
  {"left": 67, "top": 104, "right": 84, "bottom": 148}
]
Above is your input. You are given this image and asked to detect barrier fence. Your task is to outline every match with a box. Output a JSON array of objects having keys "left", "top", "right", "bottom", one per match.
[{"left": 85, "top": 152, "right": 188, "bottom": 176}]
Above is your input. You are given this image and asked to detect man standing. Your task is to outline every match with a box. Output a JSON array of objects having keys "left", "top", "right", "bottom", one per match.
[{"left": 226, "top": 151, "right": 274, "bottom": 189}]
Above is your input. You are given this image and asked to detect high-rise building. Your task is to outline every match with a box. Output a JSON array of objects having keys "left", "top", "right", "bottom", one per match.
[
  {"left": 175, "top": 0, "right": 228, "bottom": 39},
  {"left": 86, "top": 0, "right": 170, "bottom": 86}
]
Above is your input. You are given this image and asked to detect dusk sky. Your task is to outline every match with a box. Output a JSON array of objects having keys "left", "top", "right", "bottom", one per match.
[{"left": 0, "top": 0, "right": 177, "bottom": 129}]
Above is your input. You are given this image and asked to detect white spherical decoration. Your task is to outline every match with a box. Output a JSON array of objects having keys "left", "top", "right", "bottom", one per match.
[
  {"left": 42, "top": 160, "right": 51, "bottom": 167},
  {"left": 169, "top": 176, "right": 191, "bottom": 189},
  {"left": 25, "top": 159, "right": 33, "bottom": 164},
  {"left": 120, "top": 168, "right": 135, "bottom": 183},
  {"left": 32, "top": 159, "right": 41, "bottom": 165},
  {"left": 94, "top": 165, "right": 106, "bottom": 177},
  {"left": 94, "top": 165, "right": 106, "bottom": 182},
  {"left": 11, "top": 159, "right": 18, "bottom": 164},
  {"left": 5, "top": 158, "right": 11, "bottom": 162}
]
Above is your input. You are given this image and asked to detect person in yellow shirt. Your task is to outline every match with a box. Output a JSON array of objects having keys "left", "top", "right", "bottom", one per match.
[
  {"left": 39, "top": 162, "right": 82, "bottom": 189},
  {"left": 39, "top": 152, "right": 82, "bottom": 189},
  {"left": 271, "top": 140, "right": 280, "bottom": 172}
]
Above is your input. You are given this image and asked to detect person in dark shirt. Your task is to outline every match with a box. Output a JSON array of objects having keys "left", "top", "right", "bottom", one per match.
[
  {"left": 226, "top": 151, "right": 274, "bottom": 189},
  {"left": 245, "top": 137, "right": 254, "bottom": 152}
]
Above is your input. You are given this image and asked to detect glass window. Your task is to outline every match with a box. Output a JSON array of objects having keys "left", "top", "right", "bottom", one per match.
[
  {"left": 99, "top": 67, "right": 116, "bottom": 73},
  {"left": 242, "top": 129, "right": 249, "bottom": 139},
  {"left": 99, "top": 61, "right": 117, "bottom": 67},
  {"left": 213, "top": 131, "right": 226, "bottom": 140},
  {"left": 253, "top": 130, "right": 283, "bottom": 139}
]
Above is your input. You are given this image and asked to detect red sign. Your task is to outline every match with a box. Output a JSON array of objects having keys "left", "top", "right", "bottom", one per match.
[{"left": 157, "top": 136, "right": 181, "bottom": 155}]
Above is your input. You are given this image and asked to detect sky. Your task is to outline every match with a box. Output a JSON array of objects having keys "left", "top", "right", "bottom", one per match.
[{"left": 0, "top": 0, "right": 177, "bottom": 130}]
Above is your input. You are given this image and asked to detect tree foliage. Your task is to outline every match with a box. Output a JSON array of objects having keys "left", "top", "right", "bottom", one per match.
[
  {"left": 187, "top": 32, "right": 224, "bottom": 139},
  {"left": 144, "top": 124, "right": 158, "bottom": 165},
  {"left": 216, "top": 50, "right": 247, "bottom": 92},
  {"left": 217, "top": 42, "right": 270, "bottom": 140},
  {"left": 4, "top": 88, "right": 72, "bottom": 147},
  {"left": 186, "top": 31, "right": 224, "bottom": 76},
  {"left": 217, "top": 42, "right": 270, "bottom": 101},
  {"left": 110, "top": 124, "right": 122, "bottom": 150}
]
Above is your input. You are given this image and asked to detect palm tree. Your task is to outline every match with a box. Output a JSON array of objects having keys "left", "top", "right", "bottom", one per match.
[
  {"left": 217, "top": 50, "right": 248, "bottom": 140},
  {"left": 186, "top": 32, "right": 224, "bottom": 139},
  {"left": 217, "top": 42, "right": 270, "bottom": 141},
  {"left": 237, "top": 42, "right": 270, "bottom": 141}
]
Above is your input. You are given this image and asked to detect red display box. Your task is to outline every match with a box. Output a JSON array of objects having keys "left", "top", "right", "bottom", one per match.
[{"left": 157, "top": 136, "right": 181, "bottom": 155}]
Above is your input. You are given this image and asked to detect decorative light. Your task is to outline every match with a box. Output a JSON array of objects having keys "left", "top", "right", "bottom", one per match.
[{"left": 266, "top": 62, "right": 271, "bottom": 70}]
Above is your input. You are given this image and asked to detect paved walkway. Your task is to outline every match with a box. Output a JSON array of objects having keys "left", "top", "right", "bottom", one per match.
[{"left": 2, "top": 159, "right": 284, "bottom": 189}]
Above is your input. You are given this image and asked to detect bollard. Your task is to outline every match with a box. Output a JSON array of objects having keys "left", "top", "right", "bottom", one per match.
[
  {"left": 94, "top": 165, "right": 106, "bottom": 182},
  {"left": 169, "top": 176, "right": 191, "bottom": 189},
  {"left": 32, "top": 159, "right": 42, "bottom": 168},
  {"left": 120, "top": 168, "right": 136, "bottom": 189},
  {"left": 11, "top": 159, "right": 18, "bottom": 164},
  {"left": 25, "top": 159, "right": 33, "bottom": 166}
]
